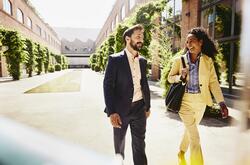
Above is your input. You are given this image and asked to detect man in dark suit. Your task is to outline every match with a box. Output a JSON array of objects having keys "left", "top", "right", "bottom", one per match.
[{"left": 103, "top": 24, "right": 151, "bottom": 165}]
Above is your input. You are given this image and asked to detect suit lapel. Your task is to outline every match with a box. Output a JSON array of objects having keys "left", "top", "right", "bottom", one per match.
[
  {"left": 122, "top": 50, "right": 133, "bottom": 83},
  {"left": 139, "top": 58, "right": 144, "bottom": 75}
]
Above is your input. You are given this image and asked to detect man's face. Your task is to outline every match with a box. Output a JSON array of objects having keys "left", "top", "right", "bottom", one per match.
[{"left": 128, "top": 29, "right": 144, "bottom": 51}]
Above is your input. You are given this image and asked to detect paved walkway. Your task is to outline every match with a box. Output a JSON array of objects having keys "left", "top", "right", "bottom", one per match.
[{"left": 0, "top": 69, "right": 249, "bottom": 165}]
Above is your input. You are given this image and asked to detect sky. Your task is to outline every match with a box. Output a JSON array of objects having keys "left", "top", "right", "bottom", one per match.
[{"left": 30, "top": 0, "right": 117, "bottom": 29}]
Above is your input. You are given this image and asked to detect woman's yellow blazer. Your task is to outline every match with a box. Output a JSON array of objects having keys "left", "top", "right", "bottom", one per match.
[{"left": 168, "top": 54, "right": 224, "bottom": 106}]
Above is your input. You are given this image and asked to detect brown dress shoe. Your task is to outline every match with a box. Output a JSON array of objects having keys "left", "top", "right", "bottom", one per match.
[{"left": 178, "top": 151, "right": 187, "bottom": 165}]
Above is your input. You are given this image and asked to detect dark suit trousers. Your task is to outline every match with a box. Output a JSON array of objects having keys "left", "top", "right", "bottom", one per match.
[{"left": 113, "top": 99, "right": 147, "bottom": 165}]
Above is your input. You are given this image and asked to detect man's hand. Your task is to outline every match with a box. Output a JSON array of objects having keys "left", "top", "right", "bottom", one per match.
[
  {"left": 110, "top": 113, "right": 122, "bottom": 128},
  {"left": 219, "top": 102, "right": 229, "bottom": 119},
  {"left": 145, "top": 110, "right": 151, "bottom": 118}
]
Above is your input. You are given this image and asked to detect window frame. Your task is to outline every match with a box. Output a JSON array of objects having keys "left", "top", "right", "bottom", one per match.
[
  {"left": 3, "top": 0, "right": 12, "bottom": 15},
  {"left": 17, "top": 8, "right": 24, "bottom": 24}
]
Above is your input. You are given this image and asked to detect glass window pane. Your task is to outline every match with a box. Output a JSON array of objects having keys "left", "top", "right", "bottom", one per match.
[
  {"left": 36, "top": 25, "right": 41, "bottom": 36},
  {"left": 232, "top": 41, "right": 242, "bottom": 88},
  {"left": 175, "top": 0, "right": 182, "bottom": 16},
  {"left": 121, "top": 5, "right": 125, "bottom": 20},
  {"left": 27, "top": 17, "right": 32, "bottom": 29},
  {"left": 235, "top": 0, "right": 242, "bottom": 35},
  {"left": 202, "top": 0, "right": 215, "bottom": 6},
  {"left": 217, "top": 42, "right": 230, "bottom": 87},
  {"left": 166, "top": 0, "right": 174, "bottom": 19},
  {"left": 215, "top": 1, "right": 233, "bottom": 39},
  {"left": 111, "top": 21, "right": 114, "bottom": 30},
  {"left": 17, "top": 8, "right": 24, "bottom": 24},
  {"left": 217, "top": 40, "right": 241, "bottom": 88},
  {"left": 3, "top": 0, "right": 12, "bottom": 15},
  {"left": 130, "top": 0, "right": 135, "bottom": 10},
  {"left": 201, "top": 7, "right": 214, "bottom": 37},
  {"left": 116, "top": 14, "right": 119, "bottom": 25}
]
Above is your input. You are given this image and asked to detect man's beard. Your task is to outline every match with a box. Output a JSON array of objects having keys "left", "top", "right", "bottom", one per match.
[{"left": 130, "top": 40, "right": 143, "bottom": 51}]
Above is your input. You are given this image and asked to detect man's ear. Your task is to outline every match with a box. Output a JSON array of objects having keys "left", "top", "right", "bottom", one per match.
[{"left": 125, "top": 36, "right": 130, "bottom": 42}]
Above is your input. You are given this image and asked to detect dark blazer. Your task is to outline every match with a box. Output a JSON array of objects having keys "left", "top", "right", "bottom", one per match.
[{"left": 103, "top": 50, "right": 150, "bottom": 117}]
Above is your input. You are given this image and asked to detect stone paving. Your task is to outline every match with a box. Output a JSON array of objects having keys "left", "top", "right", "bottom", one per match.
[{"left": 0, "top": 69, "right": 249, "bottom": 165}]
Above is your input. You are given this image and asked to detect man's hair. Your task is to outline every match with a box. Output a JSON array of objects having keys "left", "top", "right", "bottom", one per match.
[{"left": 122, "top": 24, "right": 144, "bottom": 45}]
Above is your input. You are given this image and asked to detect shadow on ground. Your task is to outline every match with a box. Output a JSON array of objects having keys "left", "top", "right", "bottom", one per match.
[
  {"left": 149, "top": 84, "right": 238, "bottom": 128},
  {"left": 165, "top": 110, "right": 237, "bottom": 127}
]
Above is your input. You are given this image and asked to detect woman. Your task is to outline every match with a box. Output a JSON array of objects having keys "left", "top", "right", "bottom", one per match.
[{"left": 168, "top": 27, "right": 229, "bottom": 165}]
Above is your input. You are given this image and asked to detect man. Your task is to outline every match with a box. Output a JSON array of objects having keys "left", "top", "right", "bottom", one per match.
[{"left": 103, "top": 24, "right": 151, "bottom": 165}]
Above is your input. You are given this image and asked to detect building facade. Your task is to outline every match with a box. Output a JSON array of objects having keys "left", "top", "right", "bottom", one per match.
[
  {"left": 95, "top": 0, "right": 153, "bottom": 47},
  {"left": 0, "top": 0, "right": 61, "bottom": 77},
  {"left": 180, "top": 0, "right": 242, "bottom": 95},
  {"left": 97, "top": 0, "right": 242, "bottom": 95},
  {"left": 61, "top": 38, "right": 95, "bottom": 68}
]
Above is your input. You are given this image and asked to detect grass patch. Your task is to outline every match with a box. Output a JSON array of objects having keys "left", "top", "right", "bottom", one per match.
[{"left": 25, "top": 70, "right": 82, "bottom": 93}]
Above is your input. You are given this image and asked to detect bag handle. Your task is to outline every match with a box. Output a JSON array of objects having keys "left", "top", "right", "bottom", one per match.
[
  {"left": 180, "top": 56, "right": 187, "bottom": 82},
  {"left": 181, "top": 56, "right": 186, "bottom": 68}
]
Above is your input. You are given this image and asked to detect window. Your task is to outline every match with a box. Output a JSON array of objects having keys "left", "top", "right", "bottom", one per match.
[
  {"left": 111, "top": 21, "right": 114, "bottom": 30},
  {"left": 43, "top": 31, "right": 47, "bottom": 40},
  {"left": 129, "top": 0, "right": 135, "bottom": 10},
  {"left": 3, "top": 0, "right": 12, "bottom": 15},
  {"left": 17, "top": 8, "right": 24, "bottom": 24},
  {"left": 27, "top": 17, "right": 32, "bottom": 29},
  {"left": 121, "top": 5, "right": 125, "bottom": 20},
  {"left": 36, "top": 25, "right": 41, "bottom": 36},
  {"left": 116, "top": 14, "right": 119, "bottom": 25},
  {"left": 161, "top": 0, "right": 182, "bottom": 51},
  {"left": 164, "top": 0, "right": 182, "bottom": 19},
  {"left": 201, "top": 0, "right": 242, "bottom": 92}
]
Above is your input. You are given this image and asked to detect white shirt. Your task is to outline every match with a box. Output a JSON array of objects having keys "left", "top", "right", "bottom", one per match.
[{"left": 125, "top": 48, "right": 143, "bottom": 102}]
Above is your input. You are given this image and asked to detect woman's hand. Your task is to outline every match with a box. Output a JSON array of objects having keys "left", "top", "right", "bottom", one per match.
[
  {"left": 219, "top": 102, "right": 229, "bottom": 119},
  {"left": 181, "top": 68, "right": 188, "bottom": 80}
]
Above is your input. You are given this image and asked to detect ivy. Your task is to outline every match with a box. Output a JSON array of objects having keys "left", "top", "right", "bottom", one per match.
[
  {"left": 92, "top": 0, "right": 167, "bottom": 72},
  {"left": 0, "top": 26, "right": 68, "bottom": 80},
  {"left": 44, "top": 47, "right": 50, "bottom": 73},
  {"left": 1, "top": 29, "right": 27, "bottom": 80},
  {"left": 35, "top": 43, "right": 46, "bottom": 75},
  {"left": 24, "top": 38, "right": 37, "bottom": 77}
]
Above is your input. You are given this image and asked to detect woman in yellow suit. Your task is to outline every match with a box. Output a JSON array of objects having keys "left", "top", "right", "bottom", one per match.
[{"left": 168, "top": 27, "right": 229, "bottom": 165}]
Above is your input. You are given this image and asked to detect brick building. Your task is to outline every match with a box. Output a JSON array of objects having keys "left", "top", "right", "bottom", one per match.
[
  {"left": 95, "top": 0, "right": 153, "bottom": 47},
  {"left": 0, "top": 0, "right": 61, "bottom": 77},
  {"left": 97, "top": 0, "right": 242, "bottom": 95}
]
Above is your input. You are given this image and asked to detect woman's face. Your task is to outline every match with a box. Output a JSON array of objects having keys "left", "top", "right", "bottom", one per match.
[{"left": 185, "top": 34, "right": 203, "bottom": 55}]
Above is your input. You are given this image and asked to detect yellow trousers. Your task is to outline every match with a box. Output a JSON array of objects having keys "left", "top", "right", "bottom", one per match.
[{"left": 179, "top": 93, "right": 207, "bottom": 165}]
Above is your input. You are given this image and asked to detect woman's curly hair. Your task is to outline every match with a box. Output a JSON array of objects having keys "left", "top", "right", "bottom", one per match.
[{"left": 185, "top": 27, "right": 218, "bottom": 59}]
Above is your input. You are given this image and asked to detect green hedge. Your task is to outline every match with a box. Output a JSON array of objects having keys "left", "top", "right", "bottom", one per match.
[
  {"left": 55, "top": 64, "right": 62, "bottom": 71},
  {"left": 1, "top": 28, "right": 26, "bottom": 80},
  {"left": 0, "top": 26, "right": 68, "bottom": 80}
]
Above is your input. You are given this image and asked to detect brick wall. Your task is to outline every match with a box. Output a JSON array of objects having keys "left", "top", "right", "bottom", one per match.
[
  {"left": 180, "top": 0, "right": 201, "bottom": 47},
  {"left": 0, "top": 0, "right": 61, "bottom": 77},
  {"left": 95, "top": 0, "right": 154, "bottom": 47}
]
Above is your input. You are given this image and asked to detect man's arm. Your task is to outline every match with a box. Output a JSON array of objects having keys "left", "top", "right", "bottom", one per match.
[
  {"left": 141, "top": 59, "right": 151, "bottom": 112},
  {"left": 103, "top": 56, "right": 117, "bottom": 117}
]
